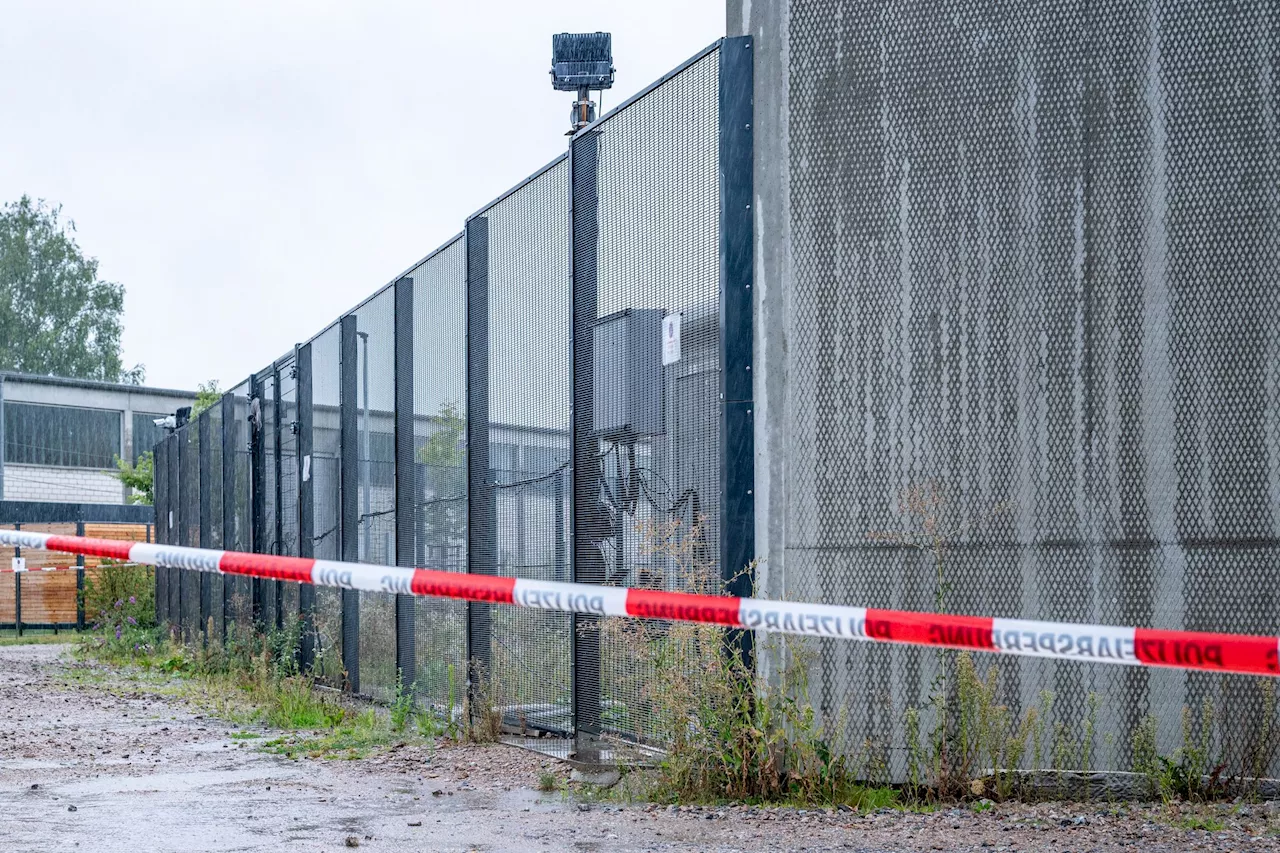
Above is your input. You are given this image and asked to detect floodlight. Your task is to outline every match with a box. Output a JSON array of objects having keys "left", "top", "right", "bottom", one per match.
[{"left": 551, "top": 32, "right": 615, "bottom": 133}]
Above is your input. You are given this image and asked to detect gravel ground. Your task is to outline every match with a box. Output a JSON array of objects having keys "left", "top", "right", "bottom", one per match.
[{"left": 1, "top": 642, "right": 1278, "bottom": 852}]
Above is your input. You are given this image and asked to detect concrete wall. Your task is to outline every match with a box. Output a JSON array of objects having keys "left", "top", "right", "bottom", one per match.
[{"left": 731, "top": 0, "right": 1280, "bottom": 779}]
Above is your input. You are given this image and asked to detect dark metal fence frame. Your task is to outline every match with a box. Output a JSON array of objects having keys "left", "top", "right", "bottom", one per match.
[{"left": 152, "top": 38, "right": 753, "bottom": 753}]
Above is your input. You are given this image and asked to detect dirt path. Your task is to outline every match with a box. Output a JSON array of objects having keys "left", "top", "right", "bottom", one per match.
[{"left": 1, "top": 643, "right": 1277, "bottom": 852}]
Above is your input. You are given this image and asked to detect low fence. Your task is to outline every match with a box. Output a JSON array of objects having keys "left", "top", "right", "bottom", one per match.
[{"left": 1, "top": 501, "right": 154, "bottom": 635}]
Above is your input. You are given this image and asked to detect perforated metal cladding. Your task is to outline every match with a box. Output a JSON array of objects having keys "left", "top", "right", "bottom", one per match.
[
  {"left": 785, "top": 0, "right": 1280, "bottom": 776},
  {"left": 411, "top": 237, "right": 468, "bottom": 711},
  {"left": 480, "top": 160, "right": 573, "bottom": 733},
  {"left": 575, "top": 51, "right": 721, "bottom": 743},
  {"left": 355, "top": 287, "right": 398, "bottom": 700},
  {"left": 310, "top": 325, "right": 344, "bottom": 684}
]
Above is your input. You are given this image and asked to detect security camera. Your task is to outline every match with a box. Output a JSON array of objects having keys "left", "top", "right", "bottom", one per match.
[{"left": 153, "top": 415, "right": 177, "bottom": 430}]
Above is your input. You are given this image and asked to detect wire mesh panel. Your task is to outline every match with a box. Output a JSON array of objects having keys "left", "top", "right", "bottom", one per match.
[
  {"left": 227, "top": 382, "right": 254, "bottom": 634},
  {"left": 179, "top": 425, "right": 201, "bottom": 644},
  {"left": 165, "top": 432, "right": 180, "bottom": 628},
  {"left": 783, "top": 0, "right": 1280, "bottom": 777},
  {"left": 478, "top": 159, "right": 574, "bottom": 734},
  {"left": 355, "top": 286, "right": 398, "bottom": 700},
  {"left": 278, "top": 357, "right": 301, "bottom": 635},
  {"left": 573, "top": 48, "right": 722, "bottom": 744},
  {"left": 310, "top": 324, "right": 345, "bottom": 684},
  {"left": 410, "top": 238, "right": 468, "bottom": 712},
  {"left": 205, "top": 405, "right": 225, "bottom": 642},
  {"left": 153, "top": 433, "right": 170, "bottom": 626},
  {"left": 257, "top": 368, "right": 279, "bottom": 628}
]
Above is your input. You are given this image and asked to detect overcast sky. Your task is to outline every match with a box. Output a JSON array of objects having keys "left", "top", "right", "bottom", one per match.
[{"left": 0, "top": 1, "right": 723, "bottom": 391}]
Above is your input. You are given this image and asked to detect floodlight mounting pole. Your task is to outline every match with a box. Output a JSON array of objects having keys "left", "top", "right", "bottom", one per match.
[{"left": 575, "top": 86, "right": 592, "bottom": 132}]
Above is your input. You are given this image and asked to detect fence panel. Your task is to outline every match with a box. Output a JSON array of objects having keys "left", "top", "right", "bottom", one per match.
[
  {"left": 179, "top": 426, "right": 201, "bottom": 644},
  {"left": 202, "top": 406, "right": 225, "bottom": 642},
  {"left": 572, "top": 46, "right": 723, "bottom": 746},
  {"left": 354, "top": 286, "right": 398, "bottom": 700},
  {"left": 474, "top": 158, "right": 574, "bottom": 735},
  {"left": 153, "top": 433, "right": 170, "bottom": 627},
  {"left": 409, "top": 238, "right": 468, "bottom": 712},
  {"left": 278, "top": 355, "right": 301, "bottom": 637},
  {"left": 226, "top": 382, "right": 254, "bottom": 635},
  {"left": 309, "top": 325, "right": 344, "bottom": 684}
]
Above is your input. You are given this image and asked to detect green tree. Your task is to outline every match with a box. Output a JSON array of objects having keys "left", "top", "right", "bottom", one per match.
[
  {"left": 0, "top": 195, "right": 144, "bottom": 382},
  {"left": 416, "top": 404, "right": 466, "bottom": 564},
  {"left": 113, "top": 451, "right": 154, "bottom": 505},
  {"left": 193, "top": 379, "right": 221, "bottom": 417}
]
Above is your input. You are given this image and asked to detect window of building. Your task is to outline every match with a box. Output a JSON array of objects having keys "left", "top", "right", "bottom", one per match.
[
  {"left": 3, "top": 402, "right": 121, "bottom": 469},
  {"left": 133, "top": 413, "right": 170, "bottom": 461}
]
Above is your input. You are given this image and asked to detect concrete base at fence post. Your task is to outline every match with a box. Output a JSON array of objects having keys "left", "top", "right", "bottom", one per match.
[{"left": 572, "top": 734, "right": 604, "bottom": 769}]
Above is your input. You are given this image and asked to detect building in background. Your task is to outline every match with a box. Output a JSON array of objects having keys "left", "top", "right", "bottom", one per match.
[{"left": 0, "top": 372, "right": 195, "bottom": 504}]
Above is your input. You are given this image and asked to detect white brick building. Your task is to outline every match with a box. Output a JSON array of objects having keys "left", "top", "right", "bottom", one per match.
[{"left": 0, "top": 372, "right": 195, "bottom": 505}]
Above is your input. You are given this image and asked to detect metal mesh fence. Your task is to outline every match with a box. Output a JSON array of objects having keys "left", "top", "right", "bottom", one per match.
[
  {"left": 477, "top": 158, "right": 574, "bottom": 734},
  {"left": 278, "top": 356, "right": 301, "bottom": 636},
  {"left": 141, "top": 22, "right": 1280, "bottom": 779},
  {"left": 165, "top": 432, "right": 180, "bottom": 627},
  {"left": 784, "top": 0, "right": 1280, "bottom": 777},
  {"left": 154, "top": 434, "right": 170, "bottom": 623},
  {"left": 152, "top": 40, "right": 733, "bottom": 752},
  {"left": 411, "top": 238, "right": 468, "bottom": 712},
  {"left": 258, "top": 368, "right": 279, "bottom": 629},
  {"left": 574, "top": 49, "right": 722, "bottom": 744},
  {"left": 227, "top": 382, "right": 254, "bottom": 634},
  {"left": 204, "top": 405, "right": 224, "bottom": 642},
  {"left": 310, "top": 325, "right": 345, "bottom": 685},
  {"left": 355, "top": 286, "right": 398, "bottom": 701},
  {"left": 180, "top": 426, "right": 201, "bottom": 644}
]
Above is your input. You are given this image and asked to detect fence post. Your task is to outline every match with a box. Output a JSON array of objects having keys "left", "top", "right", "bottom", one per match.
[
  {"left": 297, "top": 343, "right": 316, "bottom": 671},
  {"left": 250, "top": 373, "right": 265, "bottom": 631},
  {"left": 12, "top": 523, "right": 21, "bottom": 637},
  {"left": 339, "top": 315, "right": 361, "bottom": 693},
  {"left": 394, "top": 277, "right": 416, "bottom": 694},
  {"left": 569, "top": 129, "right": 604, "bottom": 758},
  {"left": 719, "top": 35, "right": 756, "bottom": 667},
  {"left": 75, "top": 520, "right": 85, "bottom": 631},
  {"left": 465, "top": 217, "right": 494, "bottom": 709},
  {"left": 199, "top": 410, "right": 213, "bottom": 643},
  {"left": 221, "top": 392, "right": 236, "bottom": 631}
]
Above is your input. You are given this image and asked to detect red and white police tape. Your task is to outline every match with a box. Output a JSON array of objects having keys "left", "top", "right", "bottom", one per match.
[{"left": 3, "top": 528, "right": 1276, "bottom": 678}]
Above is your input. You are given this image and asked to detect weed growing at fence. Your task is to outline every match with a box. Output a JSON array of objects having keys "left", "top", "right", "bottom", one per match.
[
  {"left": 78, "top": 561, "right": 158, "bottom": 657},
  {"left": 600, "top": 518, "right": 896, "bottom": 809}
]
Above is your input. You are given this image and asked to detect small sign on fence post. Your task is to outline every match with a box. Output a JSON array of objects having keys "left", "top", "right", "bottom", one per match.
[{"left": 10, "top": 556, "right": 24, "bottom": 573}]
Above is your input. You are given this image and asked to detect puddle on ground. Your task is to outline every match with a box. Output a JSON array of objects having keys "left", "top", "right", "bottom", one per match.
[{"left": 56, "top": 765, "right": 305, "bottom": 796}]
